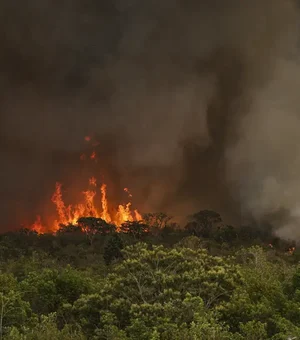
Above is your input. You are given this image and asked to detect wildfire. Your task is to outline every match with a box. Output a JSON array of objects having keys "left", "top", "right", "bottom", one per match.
[
  {"left": 100, "top": 184, "right": 111, "bottom": 223},
  {"left": 89, "top": 177, "right": 97, "bottom": 186},
  {"left": 288, "top": 247, "right": 296, "bottom": 255},
  {"left": 90, "top": 150, "right": 97, "bottom": 160},
  {"left": 124, "top": 187, "right": 132, "bottom": 198},
  {"left": 30, "top": 178, "right": 142, "bottom": 234},
  {"left": 31, "top": 216, "right": 43, "bottom": 234}
]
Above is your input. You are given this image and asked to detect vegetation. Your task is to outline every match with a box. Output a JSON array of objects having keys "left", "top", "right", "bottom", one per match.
[{"left": 0, "top": 211, "right": 299, "bottom": 339}]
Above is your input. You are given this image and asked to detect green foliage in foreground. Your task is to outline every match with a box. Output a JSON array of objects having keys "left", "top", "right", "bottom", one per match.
[{"left": 0, "top": 213, "right": 299, "bottom": 339}]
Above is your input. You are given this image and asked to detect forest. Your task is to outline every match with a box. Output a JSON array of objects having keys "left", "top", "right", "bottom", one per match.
[
  {"left": 0, "top": 0, "right": 299, "bottom": 338},
  {"left": 0, "top": 211, "right": 298, "bottom": 339}
]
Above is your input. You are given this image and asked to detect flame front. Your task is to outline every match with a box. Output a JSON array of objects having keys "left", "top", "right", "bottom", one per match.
[
  {"left": 30, "top": 178, "right": 142, "bottom": 233},
  {"left": 100, "top": 184, "right": 111, "bottom": 222}
]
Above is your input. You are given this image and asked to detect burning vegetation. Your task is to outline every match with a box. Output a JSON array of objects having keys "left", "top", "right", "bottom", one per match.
[
  {"left": 29, "top": 136, "right": 142, "bottom": 234},
  {"left": 30, "top": 179, "right": 142, "bottom": 234}
]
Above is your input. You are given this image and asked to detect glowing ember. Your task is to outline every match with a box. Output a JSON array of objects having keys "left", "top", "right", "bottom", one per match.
[
  {"left": 84, "top": 136, "right": 91, "bottom": 142},
  {"left": 288, "top": 247, "right": 296, "bottom": 255},
  {"left": 90, "top": 151, "right": 96, "bottom": 160},
  {"left": 124, "top": 187, "right": 132, "bottom": 198},
  {"left": 30, "top": 178, "right": 142, "bottom": 234},
  {"left": 80, "top": 154, "right": 86, "bottom": 161},
  {"left": 89, "top": 177, "right": 97, "bottom": 186}
]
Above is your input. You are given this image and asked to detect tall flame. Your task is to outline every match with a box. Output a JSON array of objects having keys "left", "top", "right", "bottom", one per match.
[
  {"left": 100, "top": 184, "right": 111, "bottom": 222},
  {"left": 30, "top": 177, "right": 142, "bottom": 234},
  {"left": 51, "top": 182, "right": 69, "bottom": 226},
  {"left": 31, "top": 215, "right": 43, "bottom": 234}
]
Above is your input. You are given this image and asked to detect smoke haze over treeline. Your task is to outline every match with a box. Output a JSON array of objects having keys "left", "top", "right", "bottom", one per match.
[{"left": 0, "top": 0, "right": 300, "bottom": 237}]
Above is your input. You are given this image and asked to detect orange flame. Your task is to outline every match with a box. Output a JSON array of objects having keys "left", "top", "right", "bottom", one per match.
[
  {"left": 288, "top": 247, "right": 296, "bottom": 255},
  {"left": 124, "top": 187, "right": 133, "bottom": 198},
  {"left": 134, "top": 209, "right": 142, "bottom": 221},
  {"left": 30, "top": 178, "right": 142, "bottom": 234},
  {"left": 31, "top": 215, "right": 43, "bottom": 234},
  {"left": 90, "top": 151, "right": 96, "bottom": 160},
  {"left": 89, "top": 177, "right": 97, "bottom": 186},
  {"left": 51, "top": 182, "right": 69, "bottom": 226},
  {"left": 100, "top": 184, "right": 111, "bottom": 222},
  {"left": 117, "top": 203, "right": 133, "bottom": 224},
  {"left": 83, "top": 190, "right": 98, "bottom": 217}
]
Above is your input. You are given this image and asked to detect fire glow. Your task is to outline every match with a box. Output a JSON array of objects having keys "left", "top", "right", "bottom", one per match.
[
  {"left": 29, "top": 135, "right": 142, "bottom": 234},
  {"left": 30, "top": 179, "right": 142, "bottom": 234}
]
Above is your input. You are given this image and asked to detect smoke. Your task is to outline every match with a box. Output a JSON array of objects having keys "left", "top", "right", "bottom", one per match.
[
  {"left": 227, "top": 57, "right": 300, "bottom": 238},
  {"left": 0, "top": 0, "right": 299, "bottom": 235}
]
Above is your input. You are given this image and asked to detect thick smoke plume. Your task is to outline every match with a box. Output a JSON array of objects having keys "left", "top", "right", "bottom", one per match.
[{"left": 0, "top": 0, "right": 299, "bottom": 236}]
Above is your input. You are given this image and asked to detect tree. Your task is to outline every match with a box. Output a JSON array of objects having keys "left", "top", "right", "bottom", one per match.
[
  {"left": 218, "top": 246, "right": 300, "bottom": 338},
  {"left": 214, "top": 225, "right": 238, "bottom": 244},
  {"left": 103, "top": 234, "right": 124, "bottom": 265},
  {"left": 0, "top": 274, "right": 31, "bottom": 339},
  {"left": 77, "top": 217, "right": 115, "bottom": 245},
  {"left": 57, "top": 224, "right": 82, "bottom": 234},
  {"left": 19, "top": 267, "right": 92, "bottom": 316},
  {"left": 73, "top": 243, "right": 242, "bottom": 338},
  {"left": 4, "top": 210, "right": 300, "bottom": 339},
  {"left": 175, "top": 236, "right": 203, "bottom": 250},
  {"left": 239, "top": 321, "right": 267, "bottom": 340},
  {"left": 143, "top": 213, "right": 172, "bottom": 229},
  {"left": 121, "top": 221, "right": 149, "bottom": 240},
  {"left": 5, "top": 313, "right": 86, "bottom": 340},
  {"left": 186, "top": 210, "right": 222, "bottom": 238},
  {"left": 143, "top": 213, "right": 176, "bottom": 238}
]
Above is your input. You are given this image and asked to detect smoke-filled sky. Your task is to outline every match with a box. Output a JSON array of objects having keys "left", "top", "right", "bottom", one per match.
[{"left": 0, "top": 0, "right": 300, "bottom": 236}]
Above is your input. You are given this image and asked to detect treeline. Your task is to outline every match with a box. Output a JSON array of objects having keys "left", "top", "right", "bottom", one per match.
[{"left": 0, "top": 210, "right": 299, "bottom": 339}]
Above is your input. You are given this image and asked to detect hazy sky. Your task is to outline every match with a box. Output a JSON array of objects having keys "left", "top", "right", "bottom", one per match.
[{"left": 0, "top": 0, "right": 299, "bottom": 235}]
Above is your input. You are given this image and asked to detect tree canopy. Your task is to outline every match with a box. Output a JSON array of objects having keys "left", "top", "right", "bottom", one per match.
[{"left": 0, "top": 210, "right": 298, "bottom": 339}]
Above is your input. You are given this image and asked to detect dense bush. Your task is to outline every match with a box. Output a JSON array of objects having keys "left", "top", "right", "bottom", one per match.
[{"left": 0, "top": 211, "right": 298, "bottom": 339}]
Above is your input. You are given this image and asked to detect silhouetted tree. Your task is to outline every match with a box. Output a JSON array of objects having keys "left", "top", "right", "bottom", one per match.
[
  {"left": 214, "top": 225, "right": 238, "bottom": 244},
  {"left": 121, "top": 221, "right": 149, "bottom": 240},
  {"left": 143, "top": 212, "right": 172, "bottom": 229},
  {"left": 77, "top": 217, "right": 116, "bottom": 245},
  {"left": 104, "top": 234, "right": 124, "bottom": 265},
  {"left": 57, "top": 224, "right": 82, "bottom": 234},
  {"left": 185, "top": 210, "right": 222, "bottom": 238}
]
